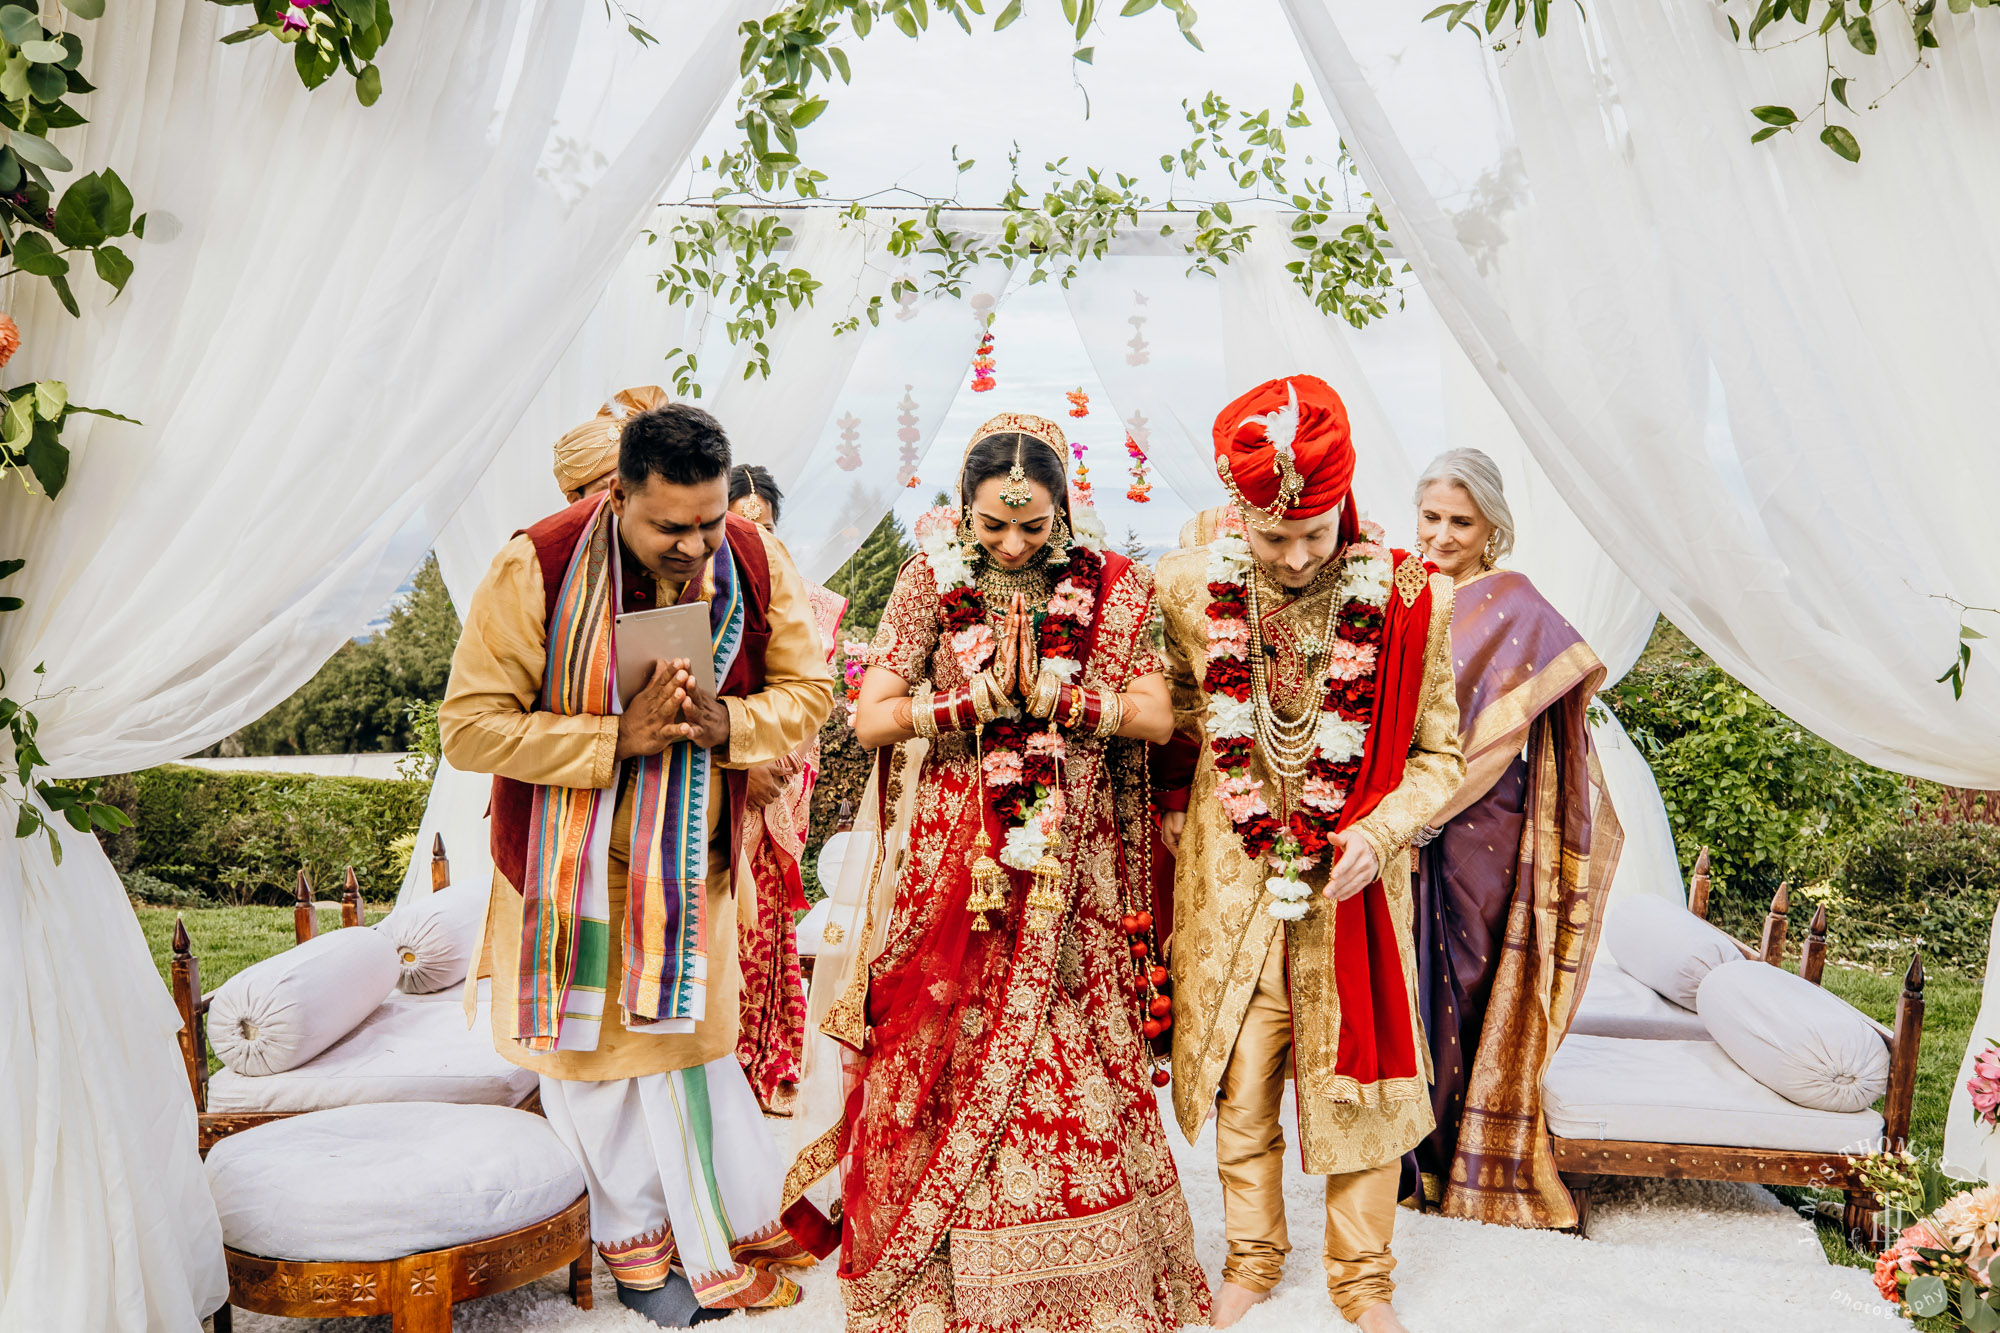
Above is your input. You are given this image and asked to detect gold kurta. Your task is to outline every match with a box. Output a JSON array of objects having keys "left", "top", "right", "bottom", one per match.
[
  {"left": 1155, "top": 546, "right": 1464, "bottom": 1174},
  {"left": 440, "top": 523, "right": 835, "bottom": 1081}
]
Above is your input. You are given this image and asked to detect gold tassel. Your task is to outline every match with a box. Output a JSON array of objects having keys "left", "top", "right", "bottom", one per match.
[
  {"left": 967, "top": 827, "right": 1006, "bottom": 928},
  {"left": 1025, "top": 847, "right": 1064, "bottom": 932}
]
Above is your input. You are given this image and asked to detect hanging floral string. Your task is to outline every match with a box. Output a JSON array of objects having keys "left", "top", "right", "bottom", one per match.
[
  {"left": 838, "top": 638, "right": 871, "bottom": 723},
  {"left": 1070, "top": 436, "right": 1094, "bottom": 508},
  {"left": 1066, "top": 387, "right": 1090, "bottom": 418},
  {"left": 1124, "top": 432, "right": 1153, "bottom": 503},
  {"left": 895, "top": 386, "right": 920, "bottom": 486},
  {"left": 971, "top": 330, "right": 997, "bottom": 393},
  {"left": 835, "top": 411, "right": 862, "bottom": 472}
]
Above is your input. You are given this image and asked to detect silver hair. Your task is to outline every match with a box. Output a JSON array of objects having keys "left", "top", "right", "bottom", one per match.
[{"left": 1414, "top": 448, "right": 1515, "bottom": 563}]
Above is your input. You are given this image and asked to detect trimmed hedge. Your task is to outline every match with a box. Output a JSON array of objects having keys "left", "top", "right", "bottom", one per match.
[{"left": 96, "top": 764, "right": 427, "bottom": 905}]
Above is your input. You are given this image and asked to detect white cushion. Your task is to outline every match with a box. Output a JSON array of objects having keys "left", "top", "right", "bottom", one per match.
[
  {"left": 206, "top": 1102, "right": 584, "bottom": 1261},
  {"left": 1603, "top": 894, "right": 1744, "bottom": 1009},
  {"left": 816, "top": 831, "right": 852, "bottom": 893},
  {"left": 375, "top": 883, "right": 485, "bottom": 994},
  {"left": 1569, "top": 958, "right": 1709, "bottom": 1041},
  {"left": 1696, "top": 960, "right": 1890, "bottom": 1114},
  {"left": 207, "top": 926, "right": 400, "bottom": 1076},
  {"left": 205, "top": 982, "right": 534, "bottom": 1114},
  {"left": 1543, "top": 1034, "right": 1884, "bottom": 1156}
]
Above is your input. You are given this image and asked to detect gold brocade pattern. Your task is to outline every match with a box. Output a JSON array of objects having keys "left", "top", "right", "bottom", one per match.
[{"left": 1156, "top": 547, "right": 1462, "bottom": 1175}]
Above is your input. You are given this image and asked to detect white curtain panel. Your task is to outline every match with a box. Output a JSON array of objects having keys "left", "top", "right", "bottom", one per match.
[
  {"left": 398, "top": 209, "right": 888, "bottom": 907},
  {"left": 780, "top": 239, "right": 1013, "bottom": 582},
  {"left": 1282, "top": 0, "right": 2000, "bottom": 786},
  {"left": 0, "top": 3, "right": 760, "bottom": 1326}
]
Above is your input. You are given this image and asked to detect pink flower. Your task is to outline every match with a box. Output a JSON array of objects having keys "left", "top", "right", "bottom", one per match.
[
  {"left": 1047, "top": 581, "right": 1094, "bottom": 622},
  {"left": 280, "top": 3, "right": 313, "bottom": 30},
  {"left": 1325, "top": 639, "right": 1378, "bottom": 682},
  {"left": 1360, "top": 519, "right": 1387, "bottom": 544},
  {"left": 1345, "top": 541, "right": 1390, "bottom": 565},
  {"left": 951, "top": 624, "right": 994, "bottom": 673},
  {"left": 1026, "top": 730, "right": 1067, "bottom": 761},
  {"left": 982, "top": 749, "right": 1025, "bottom": 787},
  {"left": 1215, "top": 773, "right": 1268, "bottom": 823},
  {"left": 914, "top": 505, "right": 960, "bottom": 544},
  {"left": 1206, "top": 617, "right": 1250, "bottom": 662},
  {"left": 1301, "top": 776, "right": 1347, "bottom": 814}
]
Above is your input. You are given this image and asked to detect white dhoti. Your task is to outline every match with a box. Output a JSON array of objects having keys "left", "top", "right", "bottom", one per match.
[{"left": 538, "top": 1056, "right": 806, "bottom": 1306}]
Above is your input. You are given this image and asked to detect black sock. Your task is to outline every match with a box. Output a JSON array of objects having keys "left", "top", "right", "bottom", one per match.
[{"left": 613, "top": 1273, "right": 736, "bottom": 1327}]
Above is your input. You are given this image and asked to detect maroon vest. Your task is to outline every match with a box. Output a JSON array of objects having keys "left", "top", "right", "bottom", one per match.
[{"left": 488, "top": 499, "right": 774, "bottom": 895}]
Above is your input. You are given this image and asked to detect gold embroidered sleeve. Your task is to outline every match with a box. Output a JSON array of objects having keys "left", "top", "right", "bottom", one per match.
[
  {"left": 1121, "top": 562, "right": 1166, "bottom": 680},
  {"left": 439, "top": 534, "right": 620, "bottom": 790},
  {"left": 1153, "top": 549, "right": 1208, "bottom": 737},
  {"left": 721, "top": 527, "right": 837, "bottom": 768},
  {"left": 1351, "top": 573, "right": 1465, "bottom": 872},
  {"left": 866, "top": 555, "right": 941, "bottom": 684}
]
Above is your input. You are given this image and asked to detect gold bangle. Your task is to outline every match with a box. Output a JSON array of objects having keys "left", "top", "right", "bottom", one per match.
[
  {"left": 912, "top": 682, "right": 938, "bottom": 739},
  {"left": 1063, "top": 685, "right": 1087, "bottom": 731},
  {"left": 1095, "top": 690, "right": 1123, "bottom": 739},
  {"left": 1028, "top": 670, "right": 1059, "bottom": 719},
  {"left": 971, "top": 673, "right": 999, "bottom": 724}
]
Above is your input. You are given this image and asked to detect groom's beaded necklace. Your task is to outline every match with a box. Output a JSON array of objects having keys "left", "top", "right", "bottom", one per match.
[{"left": 1245, "top": 567, "right": 1345, "bottom": 786}]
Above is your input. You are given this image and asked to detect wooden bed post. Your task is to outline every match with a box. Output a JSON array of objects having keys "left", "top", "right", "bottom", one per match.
[
  {"left": 1847, "top": 951, "right": 1927, "bottom": 1246},
  {"left": 1688, "top": 847, "right": 1711, "bottom": 919},
  {"left": 1801, "top": 903, "right": 1829, "bottom": 986},
  {"left": 429, "top": 833, "right": 450, "bottom": 894},
  {"left": 293, "top": 869, "right": 317, "bottom": 944},
  {"left": 169, "top": 916, "right": 208, "bottom": 1111},
  {"left": 1760, "top": 882, "right": 1790, "bottom": 965},
  {"left": 341, "top": 867, "right": 363, "bottom": 929}
]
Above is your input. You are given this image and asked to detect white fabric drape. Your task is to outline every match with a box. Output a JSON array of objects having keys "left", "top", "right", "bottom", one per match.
[
  {"left": 0, "top": 4, "right": 759, "bottom": 1325},
  {"left": 398, "top": 209, "right": 889, "bottom": 907},
  {"left": 1283, "top": 0, "right": 2000, "bottom": 785},
  {"left": 779, "top": 235, "right": 1011, "bottom": 581}
]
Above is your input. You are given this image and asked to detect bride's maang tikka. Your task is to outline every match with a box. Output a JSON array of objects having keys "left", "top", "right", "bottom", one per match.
[{"left": 962, "top": 413, "right": 1070, "bottom": 509}]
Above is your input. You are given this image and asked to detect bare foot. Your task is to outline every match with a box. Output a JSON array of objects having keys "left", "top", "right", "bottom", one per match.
[
  {"left": 1353, "top": 1302, "right": 1407, "bottom": 1333},
  {"left": 1210, "top": 1281, "right": 1269, "bottom": 1329}
]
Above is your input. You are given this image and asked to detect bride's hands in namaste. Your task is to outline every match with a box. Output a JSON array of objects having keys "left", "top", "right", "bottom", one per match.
[
  {"left": 991, "top": 596, "right": 1021, "bottom": 699},
  {"left": 1015, "top": 591, "right": 1037, "bottom": 693}
]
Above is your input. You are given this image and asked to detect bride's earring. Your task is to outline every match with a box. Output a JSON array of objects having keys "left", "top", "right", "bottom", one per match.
[
  {"left": 959, "top": 507, "right": 981, "bottom": 567},
  {"left": 1043, "top": 510, "right": 1072, "bottom": 564}
]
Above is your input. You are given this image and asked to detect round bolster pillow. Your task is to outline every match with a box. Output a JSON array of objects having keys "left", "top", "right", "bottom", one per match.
[
  {"left": 376, "top": 883, "right": 485, "bottom": 995},
  {"left": 1696, "top": 959, "right": 1890, "bottom": 1114},
  {"left": 207, "top": 926, "right": 400, "bottom": 1077},
  {"left": 1602, "top": 893, "right": 1743, "bottom": 1010}
]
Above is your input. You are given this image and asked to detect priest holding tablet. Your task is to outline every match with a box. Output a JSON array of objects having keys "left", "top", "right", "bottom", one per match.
[{"left": 440, "top": 399, "right": 835, "bottom": 1326}]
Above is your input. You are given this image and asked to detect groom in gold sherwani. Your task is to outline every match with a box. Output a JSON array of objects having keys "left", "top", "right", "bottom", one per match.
[{"left": 1155, "top": 375, "right": 1463, "bottom": 1331}]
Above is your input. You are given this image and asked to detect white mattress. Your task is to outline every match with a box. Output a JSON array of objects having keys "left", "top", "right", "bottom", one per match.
[
  {"left": 1543, "top": 1035, "right": 1884, "bottom": 1156},
  {"left": 1569, "top": 958, "right": 1709, "bottom": 1042},
  {"left": 206, "top": 981, "right": 534, "bottom": 1115},
  {"left": 207, "top": 1102, "right": 583, "bottom": 1262}
]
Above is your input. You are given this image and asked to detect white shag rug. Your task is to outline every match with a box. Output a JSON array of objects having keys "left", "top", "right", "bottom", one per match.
[{"left": 221, "top": 1092, "right": 1898, "bottom": 1332}]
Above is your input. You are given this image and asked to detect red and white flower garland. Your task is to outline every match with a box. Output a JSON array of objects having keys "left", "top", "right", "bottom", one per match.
[
  {"left": 914, "top": 503, "right": 1108, "bottom": 873},
  {"left": 1201, "top": 513, "right": 1393, "bottom": 920}
]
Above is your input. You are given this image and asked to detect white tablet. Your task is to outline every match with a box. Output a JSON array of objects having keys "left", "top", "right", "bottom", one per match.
[{"left": 614, "top": 603, "right": 716, "bottom": 708}]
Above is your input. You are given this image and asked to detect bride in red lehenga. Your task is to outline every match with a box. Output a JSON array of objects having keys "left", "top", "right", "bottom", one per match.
[{"left": 785, "top": 414, "right": 1211, "bottom": 1332}]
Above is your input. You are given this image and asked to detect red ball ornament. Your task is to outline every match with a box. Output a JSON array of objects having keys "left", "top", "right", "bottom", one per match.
[
  {"left": 1148, "top": 995, "right": 1173, "bottom": 1018},
  {"left": 1151, "top": 1068, "right": 1171, "bottom": 1087},
  {"left": 1129, "top": 941, "right": 1149, "bottom": 959},
  {"left": 1120, "top": 914, "right": 1140, "bottom": 935},
  {"left": 1156, "top": 1013, "right": 1172, "bottom": 1032},
  {"left": 1134, "top": 910, "right": 1153, "bottom": 932},
  {"left": 1142, "top": 1019, "right": 1163, "bottom": 1040},
  {"left": 1148, "top": 965, "right": 1170, "bottom": 987}
]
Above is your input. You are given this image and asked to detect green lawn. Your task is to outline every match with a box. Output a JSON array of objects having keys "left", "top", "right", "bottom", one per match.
[{"left": 135, "top": 903, "right": 390, "bottom": 994}]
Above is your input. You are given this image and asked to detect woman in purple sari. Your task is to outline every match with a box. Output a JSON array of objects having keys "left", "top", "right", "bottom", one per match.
[{"left": 1403, "top": 449, "right": 1622, "bottom": 1230}]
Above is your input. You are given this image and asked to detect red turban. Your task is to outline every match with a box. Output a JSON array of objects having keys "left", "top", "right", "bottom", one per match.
[{"left": 1212, "top": 375, "right": 1358, "bottom": 535}]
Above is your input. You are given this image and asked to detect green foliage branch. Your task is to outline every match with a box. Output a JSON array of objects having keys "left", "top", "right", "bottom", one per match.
[{"left": 651, "top": 0, "right": 1402, "bottom": 398}]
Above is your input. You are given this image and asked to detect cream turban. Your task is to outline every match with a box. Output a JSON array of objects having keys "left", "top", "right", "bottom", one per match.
[{"left": 552, "top": 385, "right": 671, "bottom": 498}]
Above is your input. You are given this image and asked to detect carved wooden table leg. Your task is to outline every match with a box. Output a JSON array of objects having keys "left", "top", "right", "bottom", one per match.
[
  {"left": 393, "top": 1253, "right": 452, "bottom": 1333},
  {"left": 571, "top": 1251, "right": 594, "bottom": 1309}
]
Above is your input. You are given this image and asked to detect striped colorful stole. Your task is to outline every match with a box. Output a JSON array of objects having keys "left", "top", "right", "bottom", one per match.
[{"left": 514, "top": 496, "right": 746, "bottom": 1052}]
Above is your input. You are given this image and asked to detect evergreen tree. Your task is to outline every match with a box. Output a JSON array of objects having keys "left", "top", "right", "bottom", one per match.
[
  {"left": 824, "top": 509, "right": 915, "bottom": 641},
  {"left": 1122, "top": 526, "right": 1152, "bottom": 563},
  {"left": 232, "top": 553, "right": 462, "bottom": 756}
]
